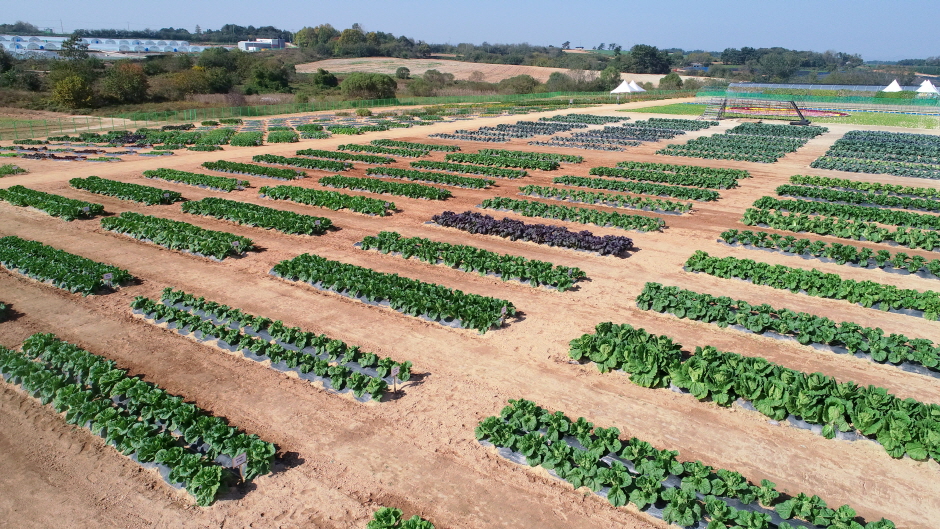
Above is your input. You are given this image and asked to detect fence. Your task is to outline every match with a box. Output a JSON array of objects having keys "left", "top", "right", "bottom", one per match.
[
  {"left": 696, "top": 90, "right": 940, "bottom": 115},
  {"left": 0, "top": 89, "right": 693, "bottom": 141}
]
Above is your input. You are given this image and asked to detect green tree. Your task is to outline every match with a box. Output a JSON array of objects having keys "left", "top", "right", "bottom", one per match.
[
  {"left": 758, "top": 52, "right": 801, "bottom": 81},
  {"left": 395, "top": 66, "right": 410, "bottom": 79},
  {"left": 102, "top": 61, "right": 149, "bottom": 103},
  {"left": 407, "top": 77, "right": 434, "bottom": 97},
  {"left": 0, "top": 49, "right": 12, "bottom": 74},
  {"left": 498, "top": 74, "right": 540, "bottom": 94},
  {"left": 629, "top": 44, "right": 671, "bottom": 74},
  {"left": 546, "top": 71, "right": 574, "bottom": 92},
  {"left": 658, "top": 72, "right": 684, "bottom": 90},
  {"left": 599, "top": 66, "right": 621, "bottom": 90},
  {"left": 340, "top": 72, "right": 397, "bottom": 99},
  {"left": 245, "top": 61, "right": 294, "bottom": 94},
  {"left": 311, "top": 68, "right": 338, "bottom": 88},
  {"left": 422, "top": 69, "right": 454, "bottom": 88},
  {"left": 561, "top": 41, "right": 571, "bottom": 50},
  {"left": 52, "top": 75, "right": 94, "bottom": 109},
  {"left": 60, "top": 34, "right": 90, "bottom": 61}
]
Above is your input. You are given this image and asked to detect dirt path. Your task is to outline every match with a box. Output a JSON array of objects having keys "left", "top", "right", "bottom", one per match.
[{"left": 1, "top": 104, "right": 938, "bottom": 528}]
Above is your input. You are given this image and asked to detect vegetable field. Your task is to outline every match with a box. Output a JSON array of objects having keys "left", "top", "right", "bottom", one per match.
[{"left": 0, "top": 106, "right": 936, "bottom": 529}]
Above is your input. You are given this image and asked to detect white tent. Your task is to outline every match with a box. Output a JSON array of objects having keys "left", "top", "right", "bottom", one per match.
[
  {"left": 917, "top": 80, "right": 940, "bottom": 94},
  {"left": 628, "top": 80, "right": 646, "bottom": 92},
  {"left": 610, "top": 80, "right": 633, "bottom": 94},
  {"left": 882, "top": 79, "right": 903, "bottom": 92}
]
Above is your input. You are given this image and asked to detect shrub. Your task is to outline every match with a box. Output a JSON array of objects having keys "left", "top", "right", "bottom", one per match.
[{"left": 356, "top": 108, "right": 373, "bottom": 117}]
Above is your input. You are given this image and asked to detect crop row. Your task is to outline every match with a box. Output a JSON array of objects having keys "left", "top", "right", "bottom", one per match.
[
  {"left": 271, "top": 253, "right": 516, "bottom": 332},
  {"left": 251, "top": 154, "right": 349, "bottom": 172},
  {"left": 181, "top": 197, "right": 332, "bottom": 236},
  {"left": 0, "top": 185, "right": 103, "bottom": 221},
  {"left": 445, "top": 153, "right": 559, "bottom": 171},
  {"left": 753, "top": 196, "right": 940, "bottom": 231},
  {"left": 296, "top": 148, "right": 393, "bottom": 165},
  {"left": 101, "top": 211, "right": 254, "bottom": 260},
  {"left": 370, "top": 139, "right": 459, "bottom": 152},
  {"left": 477, "top": 148, "right": 583, "bottom": 164},
  {"left": 811, "top": 130, "right": 940, "bottom": 179},
  {"left": 741, "top": 208, "right": 940, "bottom": 251},
  {"left": 131, "top": 297, "right": 393, "bottom": 400},
  {"left": 358, "top": 231, "right": 585, "bottom": 291},
  {"left": 479, "top": 399, "right": 894, "bottom": 529},
  {"left": 431, "top": 211, "right": 634, "bottom": 256},
  {"left": 553, "top": 175, "right": 719, "bottom": 201},
  {"left": 266, "top": 130, "right": 298, "bottom": 143},
  {"left": 720, "top": 229, "right": 940, "bottom": 277},
  {"left": 0, "top": 164, "right": 26, "bottom": 176},
  {"left": 480, "top": 197, "right": 666, "bottom": 232},
  {"left": 571, "top": 321, "right": 940, "bottom": 463},
  {"left": 319, "top": 175, "right": 451, "bottom": 200},
  {"left": 0, "top": 235, "right": 132, "bottom": 295},
  {"left": 365, "top": 167, "right": 493, "bottom": 189},
  {"left": 202, "top": 160, "right": 304, "bottom": 180},
  {"left": 616, "top": 160, "right": 748, "bottom": 180},
  {"left": 638, "top": 281, "right": 939, "bottom": 374},
  {"left": 726, "top": 122, "right": 828, "bottom": 139},
  {"left": 259, "top": 185, "right": 393, "bottom": 216},
  {"left": 643, "top": 117, "right": 719, "bottom": 131},
  {"left": 339, "top": 143, "right": 428, "bottom": 158},
  {"left": 592, "top": 167, "right": 737, "bottom": 189},
  {"left": 70, "top": 176, "right": 182, "bottom": 205},
  {"left": 658, "top": 134, "right": 808, "bottom": 164},
  {"left": 411, "top": 160, "right": 526, "bottom": 179},
  {"left": 0, "top": 334, "right": 276, "bottom": 506},
  {"left": 518, "top": 185, "right": 692, "bottom": 214},
  {"left": 367, "top": 508, "right": 434, "bottom": 529},
  {"left": 229, "top": 131, "right": 264, "bottom": 147},
  {"left": 685, "top": 250, "right": 940, "bottom": 320},
  {"left": 143, "top": 169, "right": 248, "bottom": 192},
  {"left": 789, "top": 174, "right": 940, "bottom": 199},
  {"left": 540, "top": 113, "right": 629, "bottom": 124},
  {"left": 811, "top": 157, "right": 940, "bottom": 179},
  {"left": 776, "top": 184, "right": 940, "bottom": 212}
]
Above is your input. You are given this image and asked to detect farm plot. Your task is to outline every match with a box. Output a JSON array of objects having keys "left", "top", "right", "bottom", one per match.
[
  {"left": 658, "top": 123, "right": 828, "bottom": 163},
  {"left": 811, "top": 130, "right": 940, "bottom": 179},
  {"left": 1, "top": 110, "right": 939, "bottom": 529},
  {"left": 532, "top": 117, "right": 719, "bottom": 152}
]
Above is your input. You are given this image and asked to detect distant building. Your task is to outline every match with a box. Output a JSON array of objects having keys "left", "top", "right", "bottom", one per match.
[
  {"left": 0, "top": 35, "right": 207, "bottom": 54},
  {"left": 237, "top": 38, "right": 285, "bottom": 52}
]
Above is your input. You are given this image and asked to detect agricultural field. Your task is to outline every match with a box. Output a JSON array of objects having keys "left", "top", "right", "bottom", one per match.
[{"left": 0, "top": 101, "right": 938, "bottom": 529}]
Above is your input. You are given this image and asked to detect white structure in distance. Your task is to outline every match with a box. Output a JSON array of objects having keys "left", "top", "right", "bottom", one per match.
[
  {"left": 0, "top": 34, "right": 213, "bottom": 54},
  {"left": 237, "top": 38, "right": 285, "bottom": 52}
]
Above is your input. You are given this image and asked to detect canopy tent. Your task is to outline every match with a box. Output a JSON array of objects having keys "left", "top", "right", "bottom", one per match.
[
  {"left": 628, "top": 80, "right": 646, "bottom": 92},
  {"left": 917, "top": 79, "right": 940, "bottom": 94},
  {"left": 610, "top": 80, "right": 634, "bottom": 93},
  {"left": 882, "top": 79, "right": 903, "bottom": 92}
]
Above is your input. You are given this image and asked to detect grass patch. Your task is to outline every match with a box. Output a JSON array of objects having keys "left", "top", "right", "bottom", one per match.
[{"left": 625, "top": 103, "right": 705, "bottom": 115}]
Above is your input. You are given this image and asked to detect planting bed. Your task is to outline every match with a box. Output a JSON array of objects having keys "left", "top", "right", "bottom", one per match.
[{"left": 0, "top": 106, "right": 938, "bottom": 529}]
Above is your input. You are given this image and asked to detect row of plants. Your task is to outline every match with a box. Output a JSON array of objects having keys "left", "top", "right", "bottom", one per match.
[
  {"left": 431, "top": 211, "right": 634, "bottom": 256},
  {"left": 187, "top": 145, "right": 224, "bottom": 152},
  {"left": 325, "top": 126, "right": 363, "bottom": 135},
  {"left": 519, "top": 185, "right": 692, "bottom": 214},
  {"left": 229, "top": 132, "right": 264, "bottom": 147},
  {"left": 196, "top": 128, "right": 237, "bottom": 146},
  {"left": 259, "top": 185, "right": 394, "bottom": 216},
  {"left": 658, "top": 134, "right": 809, "bottom": 164},
  {"left": 0, "top": 163, "right": 27, "bottom": 176},
  {"left": 296, "top": 148, "right": 393, "bottom": 165},
  {"left": 271, "top": 253, "right": 516, "bottom": 333},
  {"left": 1, "top": 333, "right": 277, "bottom": 506},
  {"left": 251, "top": 154, "right": 350, "bottom": 172},
  {"left": 366, "top": 508, "right": 434, "bottom": 529},
  {"left": 157, "top": 287, "right": 412, "bottom": 383},
  {"left": 365, "top": 167, "right": 493, "bottom": 189},
  {"left": 181, "top": 197, "right": 332, "bottom": 236},
  {"left": 684, "top": 250, "right": 940, "bottom": 320},
  {"left": 720, "top": 228, "right": 940, "bottom": 277},
  {"left": 637, "top": 281, "right": 940, "bottom": 373},
  {"left": 358, "top": 231, "right": 586, "bottom": 291},
  {"left": 776, "top": 184, "right": 940, "bottom": 212},
  {"left": 726, "top": 123, "right": 828, "bottom": 139},
  {"left": 143, "top": 169, "right": 247, "bottom": 193},
  {"left": 811, "top": 157, "right": 940, "bottom": 180},
  {"left": 0, "top": 235, "right": 132, "bottom": 295},
  {"left": 554, "top": 175, "right": 719, "bottom": 202},
  {"left": 477, "top": 148, "right": 583, "bottom": 164},
  {"left": 202, "top": 160, "right": 304, "bottom": 180},
  {"left": 569, "top": 321, "right": 940, "bottom": 463},
  {"left": 0, "top": 185, "right": 103, "bottom": 221},
  {"left": 338, "top": 144, "right": 428, "bottom": 158},
  {"left": 480, "top": 197, "right": 665, "bottom": 232},
  {"left": 642, "top": 117, "right": 719, "bottom": 131},
  {"left": 593, "top": 166, "right": 740, "bottom": 190},
  {"left": 411, "top": 160, "right": 526, "bottom": 179},
  {"left": 69, "top": 176, "right": 183, "bottom": 205},
  {"left": 131, "top": 297, "right": 392, "bottom": 401},
  {"left": 789, "top": 175, "right": 940, "bottom": 199},
  {"left": 444, "top": 153, "right": 559, "bottom": 171},
  {"left": 266, "top": 130, "right": 299, "bottom": 143},
  {"left": 319, "top": 175, "right": 451, "bottom": 201},
  {"left": 100, "top": 212, "right": 254, "bottom": 261},
  {"left": 541, "top": 113, "right": 629, "bottom": 124},
  {"left": 371, "top": 139, "right": 459, "bottom": 152},
  {"left": 741, "top": 208, "right": 940, "bottom": 251},
  {"left": 478, "top": 398, "right": 895, "bottom": 529},
  {"left": 753, "top": 196, "right": 940, "bottom": 231}
]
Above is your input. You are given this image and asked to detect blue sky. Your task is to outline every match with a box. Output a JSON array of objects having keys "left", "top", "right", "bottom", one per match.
[{"left": 5, "top": 0, "right": 938, "bottom": 60}]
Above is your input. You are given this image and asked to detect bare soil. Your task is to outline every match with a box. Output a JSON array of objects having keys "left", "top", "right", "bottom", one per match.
[{"left": 0, "top": 101, "right": 937, "bottom": 528}]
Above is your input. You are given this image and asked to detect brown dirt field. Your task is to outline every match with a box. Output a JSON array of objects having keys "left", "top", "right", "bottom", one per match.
[
  {"left": 0, "top": 100, "right": 938, "bottom": 528},
  {"left": 295, "top": 57, "right": 692, "bottom": 85}
]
